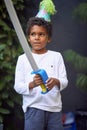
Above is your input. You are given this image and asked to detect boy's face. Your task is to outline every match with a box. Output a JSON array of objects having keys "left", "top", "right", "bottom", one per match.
[{"left": 28, "top": 25, "right": 51, "bottom": 54}]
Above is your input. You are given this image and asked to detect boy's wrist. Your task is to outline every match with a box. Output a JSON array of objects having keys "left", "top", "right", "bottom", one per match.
[
  {"left": 54, "top": 78, "right": 60, "bottom": 89},
  {"left": 29, "top": 81, "right": 36, "bottom": 89}
]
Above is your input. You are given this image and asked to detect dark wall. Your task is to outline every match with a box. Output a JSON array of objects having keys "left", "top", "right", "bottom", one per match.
[
  {"left": 52, "top": 0, "right": 87, "bottom": 112},
  {"left": 24, "top": 0, "right": 87, "bottom": 112}
]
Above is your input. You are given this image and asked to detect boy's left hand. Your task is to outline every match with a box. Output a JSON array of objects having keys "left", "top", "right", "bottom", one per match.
[{"left": 46, "top": 78, "right": 60, "bottom": 90}]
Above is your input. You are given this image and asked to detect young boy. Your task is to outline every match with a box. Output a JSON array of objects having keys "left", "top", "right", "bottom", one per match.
[{"left": 14, "top": 17, "right": 68, "bottom": 130}]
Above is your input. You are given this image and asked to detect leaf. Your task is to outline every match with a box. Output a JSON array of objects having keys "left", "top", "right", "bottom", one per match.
[
  {"left": 0, "top": 34, "right": 7, "bottom": 39},
  {"left": 0, "top": 115, "right": 3, "bottom": 123},
  {"left": 0, "top": 101, "right": 2, "bottom": 106},
  {"left": 0, "top": 108, "right": 10, "bottom": 114},
  {"left": 76, "top": 74, "right": 87, "bottom": 91},
  {"left": 0, "top": 44, "right": 6, "bottom": 51},
  {"left": 63, "top": 49, "right": 87, "bottom": 72},
  {"left": 73, "top": 3, "right": 87, "bottom": 23},
  {"left": 0, "top": 53, "right": 4, "bottom": 60},
  {"left": 6, "top": 100, "right": 14, "bottom": 108},
  {"left": 0, "top": 82, "right": 5, "bottom": 91},
  {"left": 0, "top": 19, "right": 11, "bottom": 31}
]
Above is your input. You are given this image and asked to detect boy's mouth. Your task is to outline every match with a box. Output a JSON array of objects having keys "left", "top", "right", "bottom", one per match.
[{"left": 33, "top": 42, "right": 41, "bottom": 45}]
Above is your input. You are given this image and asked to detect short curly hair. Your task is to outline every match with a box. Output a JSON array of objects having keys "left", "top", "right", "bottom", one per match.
[{"left": 26, "top": 17, "right": 52, "bottom": 38}]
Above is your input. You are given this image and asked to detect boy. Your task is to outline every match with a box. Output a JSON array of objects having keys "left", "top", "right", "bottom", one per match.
[{"left": 14, "top": 17, "right": 68, "bottom": 130}]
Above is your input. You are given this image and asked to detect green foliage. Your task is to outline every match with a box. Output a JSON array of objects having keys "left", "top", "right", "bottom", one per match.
[
  {"left": 0, "top": 0, "right": 25, "bottom": 124},
  {"left": 64, "top": 50, "right": 87, "bottom": 72},
  {"left": 76, "top": 74, "right": 87, "bottom": 91},
  {"left": 64, "top": 50, "right": 87, "bottom": 91},
  {"left": 73, "top": 2, "right": 87, "bottom": 23}
]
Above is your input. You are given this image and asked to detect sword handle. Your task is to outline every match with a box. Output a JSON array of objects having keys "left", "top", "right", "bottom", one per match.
[
  {"left": 31, "top": 69, "right": 49, "bottom": 94},
  {"left": 40, "top": 84, "right": 49, "bottom": 94}
]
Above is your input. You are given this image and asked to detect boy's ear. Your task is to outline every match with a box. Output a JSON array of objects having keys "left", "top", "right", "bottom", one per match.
[
  {"left": 28, "top": 37, "right": 30, "bottom": 42},
  {"left": 48, "top": 38, "right": 51, "bottom": 43}
]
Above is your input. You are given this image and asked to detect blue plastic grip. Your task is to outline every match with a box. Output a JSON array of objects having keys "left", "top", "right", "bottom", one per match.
[
  {"left": 31, "top": 69, "right": 48, "bottom": 84},
  {"left": 31, "top": 69, "right": 49, "bottom": 94}
]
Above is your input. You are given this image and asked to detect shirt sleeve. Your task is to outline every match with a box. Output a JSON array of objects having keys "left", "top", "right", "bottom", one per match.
[
  {"left": 14, "top": 56, "right": 30, "bottom": 95},
  {"left": 57, "top": 53, "right": 68, "bottom": 91}
]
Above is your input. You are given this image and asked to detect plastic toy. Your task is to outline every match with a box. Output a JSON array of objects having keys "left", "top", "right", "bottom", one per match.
[{"left": 31, "top": 69, "right": 49, "bottom": 94}]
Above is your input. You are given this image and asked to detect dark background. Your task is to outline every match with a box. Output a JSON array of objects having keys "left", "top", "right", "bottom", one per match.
[{"left": 24, "top": 0, "right": 87, "bottom": 113}]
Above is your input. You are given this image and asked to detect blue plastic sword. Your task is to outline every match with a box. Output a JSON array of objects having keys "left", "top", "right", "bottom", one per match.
[{"left": 4, "top": 0, "right": 49, "bottom": 94}]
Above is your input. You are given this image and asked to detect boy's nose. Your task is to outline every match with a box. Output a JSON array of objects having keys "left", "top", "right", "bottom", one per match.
[{"left": 35, "top": 34, "right": 40, "bottom": 39}]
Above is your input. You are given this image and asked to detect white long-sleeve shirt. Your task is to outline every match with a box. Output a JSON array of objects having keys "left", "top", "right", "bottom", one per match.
[{"left": 14, "top": 50, "right": 68, "bottom": 113}]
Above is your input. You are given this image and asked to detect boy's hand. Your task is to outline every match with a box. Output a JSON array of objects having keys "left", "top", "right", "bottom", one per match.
[
  {"left": 46, "top": 78, "right": 60, "bottom": 90},
  {"left": 33, "top": 74, "right": 43, "bottom": 87},
  {"left": 29, "top": 76, "right": 60, "bottom": 90},
  {"left": 29, "top": 74, "right": 43, "bottom": 89}
]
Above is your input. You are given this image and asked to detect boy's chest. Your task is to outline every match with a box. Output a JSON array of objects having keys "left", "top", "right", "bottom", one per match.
[{"left": 24, "top": 56, "right": 58, "bottom": 78}]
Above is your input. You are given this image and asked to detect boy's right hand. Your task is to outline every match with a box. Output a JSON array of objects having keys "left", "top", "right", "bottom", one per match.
[
  {"left": 29, "top": 74, "right": 44, "bottom": 89},
  {"left": 33, "top": 74, "right": 43, "bottom": 87}
]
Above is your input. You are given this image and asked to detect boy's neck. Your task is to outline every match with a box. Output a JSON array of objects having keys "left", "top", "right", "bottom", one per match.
[{"left": 32, "top": 49, "right": 48, "bottom": 54}]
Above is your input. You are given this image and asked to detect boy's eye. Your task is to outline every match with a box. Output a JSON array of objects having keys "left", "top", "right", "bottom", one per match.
[
  {"left": 30, "top": 33, "right": 36, "bottom": 36},
  {"left": 30, "top": 33, "right": 46, "bottom": 37},
  {"left": 39, "top": 33, "right": 46, "bottom": 36}
]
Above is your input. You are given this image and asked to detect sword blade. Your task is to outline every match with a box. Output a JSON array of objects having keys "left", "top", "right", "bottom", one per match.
[{"left": 4, "top": 0, "right": 38, "bottom": 71}]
